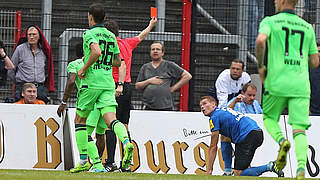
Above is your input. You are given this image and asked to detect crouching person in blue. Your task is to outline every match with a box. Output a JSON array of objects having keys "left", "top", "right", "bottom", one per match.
[{"left": 200, "top": 96, "right": 283, "bottom": 177}]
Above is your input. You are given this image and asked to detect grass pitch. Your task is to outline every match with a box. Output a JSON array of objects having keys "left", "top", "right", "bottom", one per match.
[{"left": 1, "top": 169, "right": 318, "bottom": 180}]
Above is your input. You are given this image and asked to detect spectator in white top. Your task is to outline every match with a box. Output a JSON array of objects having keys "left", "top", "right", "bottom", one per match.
[
  {"left": 207, "top": 59, "right": 251, "bottom": 176},
  {"left": 208, "top": 59, "right": 251, "bottom": 107}
]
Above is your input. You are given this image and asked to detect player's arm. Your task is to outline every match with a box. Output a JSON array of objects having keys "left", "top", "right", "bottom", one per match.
[
  {"left": 207, "top": 130, "right": 219, "bottom": 175},
  {"left": 309, "top": 53, "right": 319, "bottom": 68},
  {"left": 57, "top": 72, "right": 77, "bottom": 117},
  {"left": 255, "top": 33, "right": 268, "bottom": 84},
  {"left": 84, "top": 43, "right": 101, "bottom": 69},
  {"left": 119, "top": 61, "right": 126, "bottom": 82},
  {"left": 170, "top": 70, "right": 192, "bottom": 93},
  {"left": 112, "top": 53, "right": 121, "bottom": 67},
  {"left": 115, "top": 60, "right": 126, "bottom": 97},
  {"left": 137, "top": 17, "right": 157, "bottom": 42},
  {"left": 78, "top": 43, "right": 101, "bottom": 78}
]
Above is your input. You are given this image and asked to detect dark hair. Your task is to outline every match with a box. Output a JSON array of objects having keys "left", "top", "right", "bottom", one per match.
[
  {"left": 231, "top": 59, "right": 245, "bottom": 70},
  {"left": 0, "top": 40, "right": 4, "bottom": 49},
  {"left": 242, "top": 82, "right": 257, "bottom": 93},
  {"left": 88, "top": 3, "right": 105, "bottom": 24},
  {"left": 75, "top": 40, "right": 83, "bottom": 59},
  {"left": 104, "top": 20, "right": 119, "bottom": 37},
  {"left": 200, "top": 96, "right": 217, "bottom": 105},
  {"left": 151, "top": 41, "right": 165, "bottom": 52}
]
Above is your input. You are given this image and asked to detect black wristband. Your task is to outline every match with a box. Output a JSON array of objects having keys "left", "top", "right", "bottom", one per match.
[{"left": 117, "top": 82, "right": 124, "bottom": 86}]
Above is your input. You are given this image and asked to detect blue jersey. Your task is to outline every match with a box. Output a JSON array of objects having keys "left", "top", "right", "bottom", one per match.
[{"left": 209, "top": 107, "right": 261, "bottom": 143}]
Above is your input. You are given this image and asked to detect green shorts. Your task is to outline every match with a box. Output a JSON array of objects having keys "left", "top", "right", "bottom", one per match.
[
  {"left": 76, "top": 88, "right": 117, "bottom": 117},
  {"left": 262, "top": 93, "right": 310, "bottom": 130},
  {"left": 86, "top": 104, "right": 107, "bottom": 134}
]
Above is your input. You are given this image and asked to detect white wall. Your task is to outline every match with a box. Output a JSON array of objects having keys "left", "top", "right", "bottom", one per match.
[{"left": 0, "top": 103, "right": 319, "bottom": 178}]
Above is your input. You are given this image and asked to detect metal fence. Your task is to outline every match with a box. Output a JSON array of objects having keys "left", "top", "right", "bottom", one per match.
[{"left": 0, "top": 10, "right": 19, "bottom": 102}]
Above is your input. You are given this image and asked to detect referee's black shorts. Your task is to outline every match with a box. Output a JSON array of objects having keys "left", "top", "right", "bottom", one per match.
[
  {"left": 115, "top": 83, "right": 132, "bottom": 125},
  {"left": 234, "top": 129, "right": 264, "bottom": 170}
]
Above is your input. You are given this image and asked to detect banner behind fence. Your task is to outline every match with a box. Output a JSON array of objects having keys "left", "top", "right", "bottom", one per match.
[{"left": 0, "top": 103, "right": 319, "bottom": 178}]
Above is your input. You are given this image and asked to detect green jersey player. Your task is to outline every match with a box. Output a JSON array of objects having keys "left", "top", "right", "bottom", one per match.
[
  {"left": 256, "top": 0, "right": 319, "bottom": 179},
  {"left": 57, "top": 53, "right": 108, "bottom": 172},
  {"left": 74, "top": 3, "right": 133, "bottom": 173}
]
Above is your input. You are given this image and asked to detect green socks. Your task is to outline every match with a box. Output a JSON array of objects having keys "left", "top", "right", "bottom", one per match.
[
  {"left": 111, "top": 120, "right": 129, "bottom": 143},
  {"left": 264, "top": 118, "right": 285, "bottom": 144},
  {"left": 86, "top": 124, "right": 104, "bottom": 168},
  {"left": 294, "top": 132, "right": 308, "bottom": 170},
  {"left": 75, "top": 124, "right": 88, "bottom": 160}
]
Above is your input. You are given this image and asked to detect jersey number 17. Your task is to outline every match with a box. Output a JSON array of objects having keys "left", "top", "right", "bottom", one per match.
[{"left": 282, "top": 26, "right": 304, "bottom": 58}]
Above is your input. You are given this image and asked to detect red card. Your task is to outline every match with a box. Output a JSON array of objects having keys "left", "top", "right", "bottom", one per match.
[{"left": 150, "top": 7, "right": 157, "bottom": 18}]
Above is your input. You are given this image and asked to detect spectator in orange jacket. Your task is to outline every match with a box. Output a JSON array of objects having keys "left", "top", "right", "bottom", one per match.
[{"left": 14, "top": 83, "right": 45, "bottom": 104}]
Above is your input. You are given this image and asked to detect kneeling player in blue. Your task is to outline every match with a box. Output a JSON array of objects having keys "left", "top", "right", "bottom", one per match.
[{"left": 200, "top": 96, "right": 284, "bottom": 177}]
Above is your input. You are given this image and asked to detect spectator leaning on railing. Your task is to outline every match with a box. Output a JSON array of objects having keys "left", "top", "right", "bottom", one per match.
[
  {"left": 227, "top": 82, "right": 262, "bottom": 114},
  {"left": 14, "top": 83, "right": 45, "bottom": 104},
  {"left": 208, "top": 59, "right": 251, "bottom": 107}
]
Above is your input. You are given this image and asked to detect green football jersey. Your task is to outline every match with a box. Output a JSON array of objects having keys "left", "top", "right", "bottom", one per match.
[
  {"left": 67, "top": 58, "right": 84, "bottom": 90},
  {"left": 259, "top": 10, "right": 318, "bottom": 97},
  {"left": 82, "top": 24, "right": 120, "bottom": 90}
]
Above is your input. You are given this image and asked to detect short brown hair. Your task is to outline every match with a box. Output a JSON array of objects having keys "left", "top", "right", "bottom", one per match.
[
  {"left": 242, "top": 82, "right": 257, "bottom": 93},
  {"left": 88, "top": 3, "right": 105, "bottom": 24},
  {"left": 151, "top": 41, "right": 165, "bottom": 52},
  {"left": 22, "top": 83, "right": 37, "bottom": 93},
  {"left": 200, "top": 96, "right": 217, "bottom": 105},
  {"left": 288, "top": 0, "right": 298, "bottom": 6}
]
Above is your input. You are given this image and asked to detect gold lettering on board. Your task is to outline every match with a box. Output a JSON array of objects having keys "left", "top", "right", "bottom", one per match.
[
  {"left": 145, "top": 140, "right": 170, "bottom": 173},
  {"left": 172, "top": 141, "right": 189, "bottom": 174},
  {"left": 194, "top": 142, "right": 209, "bottom": 174},
  {"left": 34, "top": 118, "right": 62, "bottom": 169}
]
